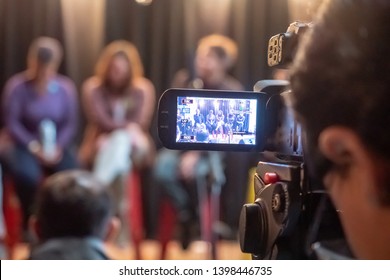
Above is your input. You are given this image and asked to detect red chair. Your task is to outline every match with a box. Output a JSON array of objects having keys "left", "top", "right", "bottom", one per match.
[
  {"left": 127, "top": 170, "right": 144, "bottom": 259},
  {"left": 156, "top": 198, "right": 177, "bottom": 259},
  {"left": 2, "top": 176, "right": 22, "bottom": 259}
]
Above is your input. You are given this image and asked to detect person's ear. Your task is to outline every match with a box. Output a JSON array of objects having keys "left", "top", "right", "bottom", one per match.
[
  {"left": 29, "top": 215, "right": 41, "bottom": 241},
  {"left": 104, "top": 216, "right": 121, "bottom": 243},
  {"left": 318, "top": 125, "right": 376, "bottom": 198},
  {"left": 318, "top": 126, "right": 367, "bottom": 169}
]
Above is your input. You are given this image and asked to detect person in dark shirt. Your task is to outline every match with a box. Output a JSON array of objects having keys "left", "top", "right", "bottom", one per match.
[
  {"left": 215, "top": 110, "right": 225, "bottom": 136},
  {"left": 235, "top": 113, "right": 245, "bottom": 132},
  {"left": 2, "top": 37, "right": 79, "bottom": 238},
  {"left": 171, "top": 34, "right": 243, "bottom": 91},
  {"left": 225, "top": 111, "right": 235, "bottom": 137},
  {"left": 29, "top": 170, "right": 119, "bottom": 260},
  {"left": 193, "top": 108, "right": 205, "bottom": 127},
  {"left": 206, "top": 109, "right": 216, "bottom": 133}
]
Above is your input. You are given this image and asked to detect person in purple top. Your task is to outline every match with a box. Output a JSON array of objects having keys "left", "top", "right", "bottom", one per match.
[{"left": 2, "top": 37, "right": 79, "bottom": 240}]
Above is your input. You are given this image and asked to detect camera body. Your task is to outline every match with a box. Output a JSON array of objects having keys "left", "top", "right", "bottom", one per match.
[
  {"left": 238, "top": 23, "right": 345, "bottom": 259},
  {"left": 238, "top": 81, "right": 321, "bottom": 259}
]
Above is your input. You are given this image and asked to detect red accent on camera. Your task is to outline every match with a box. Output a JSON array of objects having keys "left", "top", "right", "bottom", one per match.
[{"left": 264, "top": 172, "right": 279, "bottom": 184}]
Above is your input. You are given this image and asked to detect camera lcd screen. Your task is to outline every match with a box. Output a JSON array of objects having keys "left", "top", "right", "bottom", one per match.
[{"left": 176, "top": 96, "right": 258, "bottom": 145}]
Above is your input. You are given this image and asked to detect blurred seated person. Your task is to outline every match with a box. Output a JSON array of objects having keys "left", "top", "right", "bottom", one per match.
[
  {"left": 206, "top": 109, "right": 216, "bottom": 133},
  {"left": 235, "top": 112, "right": 245, "bottom": 132},
  {"left": 154, "top": 34, "right": 243, "bottom": 248},
  {"left": 172, "top": 34, "right": 243, "bottom": 90},
  {"left": 29, "top": 170, "right": 119, "bottom": 260},
  {"left": 224, "top": 111, "right": 235, "bottom": 135},
  {"left": 195, "top": 123, "right": 209, "bottom": 143},
  {"left": 193, "top": 108, "right": 204, "bottom": 127},
  {"left": 215, "top": 110, "right": 225, "bottom": 135},
  {"left": 2, "top": 37, "right": 79, "bottom": 240},
  {"left": 78, "top": 40, "right": 155, "bottom": 243}
]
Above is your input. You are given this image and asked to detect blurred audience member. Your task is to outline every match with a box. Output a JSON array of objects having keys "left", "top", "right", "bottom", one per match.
[
  {"left": 29, "top": 170, "right": 119, "bottom": 260},
  {"left": 79, "top": 40, "right": 155, "bottom": 244},
  {"left": 2, "top": 37, "right": 79, "bottom": 240},
  {"left": 154, "top": 34, "right": 244, "bottom": 249}
]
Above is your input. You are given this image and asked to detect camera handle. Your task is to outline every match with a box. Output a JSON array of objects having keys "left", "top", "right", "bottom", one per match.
[{"left": 239, "top": 155, "right": 303, "bottom": 259}]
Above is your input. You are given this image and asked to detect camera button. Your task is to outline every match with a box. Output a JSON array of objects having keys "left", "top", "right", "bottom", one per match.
[{"left": 264, "top": 172, "right": 279, "bottom": 184}]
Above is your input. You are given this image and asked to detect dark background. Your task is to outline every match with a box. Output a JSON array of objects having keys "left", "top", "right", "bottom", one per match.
[
  {"left": 0, "top": 0, "right": 290, "bottom": 99},
  {"left": 0, "top": 0, "right": 290, "bottom": 238}
]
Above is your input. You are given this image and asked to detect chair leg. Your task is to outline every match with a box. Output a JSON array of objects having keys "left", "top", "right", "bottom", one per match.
[
  {"left": 157, "top": 200, "right": 176, "bottom": 260},
  {"left": 3, "top": 177, "right": 22, "bottom": 259},
  {"left": 128, "top": 171, "right": 144, "bottom": 259}
]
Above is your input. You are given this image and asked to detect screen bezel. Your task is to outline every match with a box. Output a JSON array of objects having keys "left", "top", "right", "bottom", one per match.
[{"left": 158, "top": 88, "right": 267, "bottom": 152}]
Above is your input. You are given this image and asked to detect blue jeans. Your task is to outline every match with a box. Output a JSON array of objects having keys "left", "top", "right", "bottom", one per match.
[{"left": 7, "top": 145, "right": 78, "bottom": 230}]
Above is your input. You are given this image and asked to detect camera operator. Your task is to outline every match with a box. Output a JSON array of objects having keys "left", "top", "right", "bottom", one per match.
[{"left": 290, "top": 0, "right": 390, "bottom": 259}]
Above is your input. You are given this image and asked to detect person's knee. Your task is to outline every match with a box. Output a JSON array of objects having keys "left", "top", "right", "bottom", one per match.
[
  {"left": 55, "top": 149, "right": 79, "bottom": 171},
  {"left": 13, "top": 166, "right": 41, "bottom": 188},
  {"left": 110, "top": 129, "right": 131, "bottom": 146},
  {"left": 154, "top": 151, "right": 179, "bottom": 180}
]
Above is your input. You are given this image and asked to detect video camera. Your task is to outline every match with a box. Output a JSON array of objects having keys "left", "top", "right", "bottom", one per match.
[{"left": 158, "top": 22, "right": 349, "bottom": 259}]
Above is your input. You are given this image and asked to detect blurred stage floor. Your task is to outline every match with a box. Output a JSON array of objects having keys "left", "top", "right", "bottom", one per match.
[{"left": 10, "top": 239, "right": 250, "bottom": 260}]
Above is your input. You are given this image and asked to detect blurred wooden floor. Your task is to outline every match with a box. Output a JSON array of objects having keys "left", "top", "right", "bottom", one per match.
[{"left": 9, "top": 239, "right": 251, "bottom": 260}]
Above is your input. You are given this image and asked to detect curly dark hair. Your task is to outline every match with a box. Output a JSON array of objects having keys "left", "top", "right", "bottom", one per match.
[{"left": 290, "top": 0, "right": 390, "bottom": 202}]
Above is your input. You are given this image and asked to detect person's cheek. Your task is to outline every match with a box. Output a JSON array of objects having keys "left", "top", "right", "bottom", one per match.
[{"left": 324, "top": 173, "right": 341, "bottom": 209}]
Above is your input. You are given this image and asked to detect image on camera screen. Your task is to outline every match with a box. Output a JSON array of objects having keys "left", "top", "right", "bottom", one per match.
[{"left": 176, "top": 96, "right": 257, "bottom": 145}]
